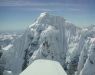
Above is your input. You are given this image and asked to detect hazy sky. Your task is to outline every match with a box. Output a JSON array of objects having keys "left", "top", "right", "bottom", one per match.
[{"left": 0, "top": 0, "right": 95, "bottom": 31}]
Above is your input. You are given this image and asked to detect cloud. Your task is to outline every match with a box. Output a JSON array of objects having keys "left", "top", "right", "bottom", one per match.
[
  {"left": 0, "top": 0, "right": 83, "bottom": 12},
  {"left": 17, "top": 7, "right": 56, "bottom": 12},
  {"left": 0, "top": 0, "right": 94, "bottom": 7},
  {"left": 0, "top": 0, "right": 74, "bottom": 7}
]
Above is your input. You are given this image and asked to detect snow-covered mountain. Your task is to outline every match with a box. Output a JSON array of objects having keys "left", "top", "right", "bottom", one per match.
[
  {"left": 0, "top": 32, "right": 22, "bottom": 48},
  {"left": 0, "top": 12, "right": 95, "bottom": 75},
  {"left": 0, "top": 12, "right": 67, "bottom": 75},
  {"left": 75, "top": 26, "right": 95, "bottom": 75},
  {"left": 64, "top": 22, "right": 82, "bottom": 75}
]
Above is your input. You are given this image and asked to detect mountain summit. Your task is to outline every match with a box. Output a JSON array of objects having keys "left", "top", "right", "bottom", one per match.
[
  {"left": 1, "top": 12, "right": 67, "bottom": 75},
  {"left": 0, "top": 12, "right": 95, "bottom": 75}
]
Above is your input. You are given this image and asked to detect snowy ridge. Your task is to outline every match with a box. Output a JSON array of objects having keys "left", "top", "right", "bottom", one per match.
[{"left": 75, "top": 28, "right": 95, "bottom": 75}]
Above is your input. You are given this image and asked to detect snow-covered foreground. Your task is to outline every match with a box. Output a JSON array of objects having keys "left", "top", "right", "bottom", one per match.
[
  {"left": 0, "top": 12, "right": 95, "bottom": 75},
  {"left": 20, "top": 59, "right": 67, "bottom": 75}
]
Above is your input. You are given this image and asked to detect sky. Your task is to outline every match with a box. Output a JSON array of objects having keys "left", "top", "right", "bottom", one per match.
[{"left": 0, "top": 0, "right": 95, "bottom": 31}]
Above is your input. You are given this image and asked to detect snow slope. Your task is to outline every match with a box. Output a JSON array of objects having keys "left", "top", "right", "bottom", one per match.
[
  {"left": 64, "top": 22, "right": 82, "bottom": 75},
  {"left": 20, "top": 59, "right": 67, "bottom": 75},
  {"left": 79, "top": 41, "right": 95, "bottom": 75},
  {"left": 75, "top": 26, "right": 95, "bottom": 75}
]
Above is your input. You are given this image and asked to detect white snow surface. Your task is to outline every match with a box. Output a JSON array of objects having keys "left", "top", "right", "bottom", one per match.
[
  {"left": 2, "top": 44, "right": 13, "bottom": 51},
  {"left": 20, "top": 59, "right": 67, "bottom": 75},
  {"left": 3, "top": 70, "right": 13, "bottom": 75},
  {"left": 79, "top": 41, "right": 95, "bottom": 75},
  {"left": 75, "top": 27, "right": 95, "bottom": 75}
]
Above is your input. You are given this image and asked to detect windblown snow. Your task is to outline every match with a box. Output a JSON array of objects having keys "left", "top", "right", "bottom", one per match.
[{"left": 0, "top": 12, "right": 95, "bottom": 75}]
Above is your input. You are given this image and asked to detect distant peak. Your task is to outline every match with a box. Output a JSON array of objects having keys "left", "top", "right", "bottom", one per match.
[
  {"left": 29, "top": 12, "right": 66, "bottom": 28},
  {"left": 40, "top": 12, "right": 49, "bottom": 17}
]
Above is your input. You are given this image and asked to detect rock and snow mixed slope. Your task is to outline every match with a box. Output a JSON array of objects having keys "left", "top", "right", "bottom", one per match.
[
  {"left": 75, "top": 27, "right": 95, "bottom": 75},
  {"left": 0, "top": 12, "right": 67, "bottom": 75},
  {"left": 64, "top": 24, "right": 80, "bottom": 75},
  {"left": 0, "top": 12, "right": 95, "bottom": 75},
  {"left": 20, "top": 59, "right": 67, "bottom": 75},
  {"left": 29, "top": 12, "right": 67, "bottom": 66}
]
